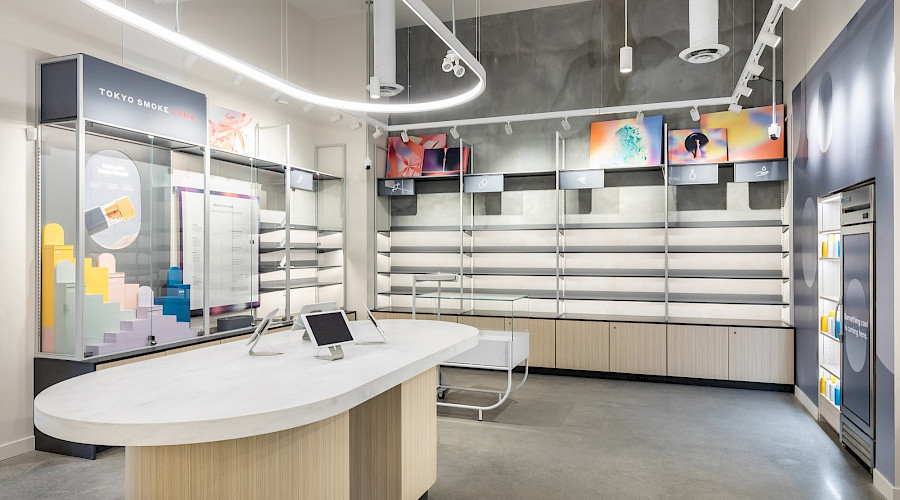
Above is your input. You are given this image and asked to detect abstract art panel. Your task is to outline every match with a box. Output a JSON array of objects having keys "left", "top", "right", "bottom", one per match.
[
  {"left": 701, "top": 105, "right": 785, "bottom": 161},
  {"left": 589, "top": 115, "right": 663, "bottom": 169},
  {"left": 387, "top": 134, "right": 447, "bottom": 177},
  {"left": 667, "top": 129, "right": 728, "bottom": 164},
  {"left": 422, "top": 147, "right": 470, "bottom": 176},
  {"left": 208, "top": 105, "right": 254, "bottom": 155}
]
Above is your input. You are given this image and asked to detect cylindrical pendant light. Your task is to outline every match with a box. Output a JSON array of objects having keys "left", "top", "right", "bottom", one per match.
[{"left": 620, "top": 0, "right": 632, "bottom": 73}]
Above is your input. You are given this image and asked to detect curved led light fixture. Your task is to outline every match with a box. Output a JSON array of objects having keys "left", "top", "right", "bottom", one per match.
[{"left": 80, "top": 0, "right": 486, "bottom": 114}]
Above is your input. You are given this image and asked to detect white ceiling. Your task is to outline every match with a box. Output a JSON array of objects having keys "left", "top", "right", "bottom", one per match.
[{"left": 287, "top": 0, "right": 591, "bottom": 27}]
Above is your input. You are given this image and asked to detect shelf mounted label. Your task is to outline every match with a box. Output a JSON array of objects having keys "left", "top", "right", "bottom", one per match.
[
  {"left": 560, "top": 169, "right": 604, "bottom": 190},
  {"left": 668, "top": 164, "right": 719, "bottom": 185},
  {"left": 464, "top": 174, "right": 504, "bottom": 193},
  {"left": 734, "top": 160, "right": 788, "bottom": 183},
  {"left": 290, "top": 169, "right": 314, "bottom": 191},
  {"left": 378, "top": 179, "right": 415, "bottom": 196}
]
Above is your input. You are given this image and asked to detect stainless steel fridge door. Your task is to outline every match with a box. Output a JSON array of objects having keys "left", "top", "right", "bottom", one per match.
[{"left": 840, "top": 223, "right": 874, "bottom": 438}]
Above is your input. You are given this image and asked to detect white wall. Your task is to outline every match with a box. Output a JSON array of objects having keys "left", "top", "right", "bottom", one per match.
[{"left": 0, "top": 0, "right": 367, "bottom": 461}]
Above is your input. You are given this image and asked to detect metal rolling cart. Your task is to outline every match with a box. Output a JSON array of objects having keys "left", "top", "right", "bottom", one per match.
[{"left": 413, "top": 283, "right": 530, "bottom": 421}]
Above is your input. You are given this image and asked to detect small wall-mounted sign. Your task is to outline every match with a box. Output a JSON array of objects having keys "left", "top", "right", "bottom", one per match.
[
  {"left": 463, "top": 174, "right": 504, "bottom": 193},
  {"left": 733, "top": 160, "right": 789, "bottom": 183},
  {"left": 290, "top": 169, "right": 314, "bottom": 191},
  {"left": 560, "top": 169, "right": 605, "bottom": 190},
  {"left": 668, "top": 164, "right": 719, "bottom": 185},
  {"left": 377, "top": 179, "right": 415, "bottom": 196}
]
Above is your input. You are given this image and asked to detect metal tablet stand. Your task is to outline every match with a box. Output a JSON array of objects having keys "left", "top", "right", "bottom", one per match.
[{"left": 315, "top": 345, "right": 344, "bottom": 361}]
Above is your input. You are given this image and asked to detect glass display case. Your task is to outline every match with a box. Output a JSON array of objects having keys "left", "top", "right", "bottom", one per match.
[{"left": 36, "top": 55, "right": 345, "bottom": 361}]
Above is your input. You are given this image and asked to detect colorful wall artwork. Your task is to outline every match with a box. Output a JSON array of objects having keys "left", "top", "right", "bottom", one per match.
[
  {"left": 589, "top": 115, "right": 664, "bottom": 169},
  {"left": 667, "top": 129, "right": 728, "bottom": 164},
  {"left": 387, "top": 134, "right": 448, "bottom": 177},
  {"left": 422, "top": 147, "right": 470, "bottom": 176},
  {"left": 701, "top": 105, "right": 785, "bottom": 161},
  {"left": 208, "top": 105, "right": 255, "bottom": 155}
]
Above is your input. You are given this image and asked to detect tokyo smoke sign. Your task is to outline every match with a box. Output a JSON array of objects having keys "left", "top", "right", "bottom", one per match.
[{"left": 81, "top": 55, "right": 207, "bottom": 145}]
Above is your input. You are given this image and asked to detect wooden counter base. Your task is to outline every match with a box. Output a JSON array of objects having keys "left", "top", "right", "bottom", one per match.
[{"left": 126, "top": 368, "right": 437, "bottom": 500}]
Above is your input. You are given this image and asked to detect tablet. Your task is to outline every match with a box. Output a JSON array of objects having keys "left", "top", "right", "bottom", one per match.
[
  {"left": 357, "top": 303, "right": 386, "bottom": 344},
  {"left": 301, "top": 310, "right": 356, "bottom": 350}
]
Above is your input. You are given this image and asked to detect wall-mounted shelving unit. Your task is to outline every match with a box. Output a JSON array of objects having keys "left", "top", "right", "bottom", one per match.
[{"left": 376, "top": 134, "right": 790, "bottom": 327}]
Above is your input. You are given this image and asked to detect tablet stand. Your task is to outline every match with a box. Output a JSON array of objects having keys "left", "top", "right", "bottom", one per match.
[
  {"left": 249, "top": 336, "right": 282, "bottom": 356},
  {"left": 315, "top": 345, "right": 344, "bottom": 361}
]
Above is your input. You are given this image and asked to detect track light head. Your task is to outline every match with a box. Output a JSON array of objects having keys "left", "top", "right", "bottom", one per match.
[
  {"left": 368, "top": 76, "right": 381, "bottom": 99},
  {"left": 778, "top": 0, "right": 801, "bottom": 10},
  {"left": 690, "top": 106, "right": 700, "bottom": 122},
  {"left": 372, "top": 127, "right": 384, "bottom": 139},
  {"left": 619, "top": 46, "right": 633, "bottom": 73},
  {"left": 330, "top": 111, "right": 343, "bottom": 123},
  {"left": 400, "top": 130, "right": 410, "bottom": 142},
  {"left": 350, "top": 120, "right": 363, "bottom": 131},
  {"left": 271, "top": 91, "right": 289, "bottom": 105},
  {"left": 182, "top": 53, "right": 198, "bottom": 69},
  {"left": 302, "top": 103, "right": 315, "bottom": 113},
  {"left": 504, "top": 122, "right": 513, "bottom": 136},
  {"left": 231, "top": 74, "right": 245, "bottom": 87},
  {"left": 635, "top": 111, "right": 644, "bottom": 125},
  {"left": 737, "top": 84, "right": 753, "bottom": 97},
  {"left": 759, "top": 30, "right": 781, "bottom": 48},
  {"left": 442, "top": 49, "right": 457, "bottom": 73},
  {"left": 453, "top": 63, "right": 466, "bottom": 78},
  {"left": 729, "top": 102, "right": 743, "bottom": 113},
  {"left": 561, "top": 117, "right": 571, "bottom": 131},
  {"left": 746, "top": 61, "right": 764, "bottom": 77},
  {"left": 450, "top": 125, "right": 460, "bottom": 139}
]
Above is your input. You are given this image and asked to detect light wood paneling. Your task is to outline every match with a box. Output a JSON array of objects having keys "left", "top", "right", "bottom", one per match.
[
  {"left": 126, "top": 412, "right": 350, "bottom": 500},
  {"left": 609, "top": 322, "right": 666, "bottom": 376},
  {"left": 401, "top": 368, "right": 437, "bottom": 500},
  {"left": 667, "top": 325, "right": 729, "bottom": 380},
  {"left": 522, "top": 319, "right": 556, "bottom": 368},
  {"left": 415, "top": 314, "right": 457, "bottom": 323},
  {"left": 457, "top": 315, "right": 505, "bottom": 331},
  {"left": 221, "top": 333, "right": 253, "bottom": 344},
  {"left": 728, "top": 327, "right": 794, "bottom": 384},
  {"left": 350, "top": 387, "right": 401, "bottom": 500},
  {"left": 96, "top": 352, "right": 164, "bottom": 370},
  {"left": 349, "top": 368, "right": 436, "bottom": 500},
  {"left": 372, "top": 312, "right": 412, "bottom": 320},
  {"left": 165, "top": 343, "right": 209, "bottom": 356},
  {"left": 555, "top": 320, "right": 609, "bottom": 372}
]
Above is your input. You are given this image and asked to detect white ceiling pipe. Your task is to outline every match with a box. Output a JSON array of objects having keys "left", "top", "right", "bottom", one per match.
[
  {"left": 372, "top": 0, "right": 403, "bottom": 97},
  {"left": 386, "top": 96, "right": 732, "bottom": 132},
  {"left": 679, "top": 0, "right": 729, "bottom": 63}
]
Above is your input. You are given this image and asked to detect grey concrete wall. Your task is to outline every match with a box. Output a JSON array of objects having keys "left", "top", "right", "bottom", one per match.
[{"left": 390, "top": 0, "right": 782, "bottom": 174}]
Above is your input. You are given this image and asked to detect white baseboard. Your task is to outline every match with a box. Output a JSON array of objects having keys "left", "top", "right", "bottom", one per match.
[
  {"left": 794, "top": 385, "right": 818, "bottom": 418},
  {"left": 874, "top": 468, "right": 898, "bottom": 500},
  {"left": 0, "top": 436, "right": 34, "bottom": 462}
]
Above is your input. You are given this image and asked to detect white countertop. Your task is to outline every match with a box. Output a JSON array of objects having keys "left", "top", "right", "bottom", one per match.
[{"left": 34, "top": 320, "right": 478, "bottom": 446}]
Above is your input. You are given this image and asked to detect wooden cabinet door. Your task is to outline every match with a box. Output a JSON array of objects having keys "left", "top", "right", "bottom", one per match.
[
  {"left": 666, "top": 325, "right": 729, "bottom": 380},
  {"left": 456, "top": 316, "right": 506, "bottom": 331},
  {"left": 609, "top": 322, "right": 666, "bottom": 376},
  {"left": 728, "top": 328, "right": 794, "bottom": 384},
  {"left": 523, "top": 319, "right": 556, "bottom": 368},
  {"left": 555, "top": 320, "right": 609, "bottom": 371}
]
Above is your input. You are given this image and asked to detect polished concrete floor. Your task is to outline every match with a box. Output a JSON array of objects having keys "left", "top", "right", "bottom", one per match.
[{"left": 0, "top": 369, "right": 881, "bottom": 499}]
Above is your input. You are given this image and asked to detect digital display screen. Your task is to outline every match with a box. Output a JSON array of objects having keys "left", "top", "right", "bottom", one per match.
[{"left": 305, "top": 312, "right": 354, "bottom": 346}]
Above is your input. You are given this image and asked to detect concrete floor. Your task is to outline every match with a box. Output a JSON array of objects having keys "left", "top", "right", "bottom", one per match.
[{"left": 0, "top": 370, "right": 881, "bottom": 500}]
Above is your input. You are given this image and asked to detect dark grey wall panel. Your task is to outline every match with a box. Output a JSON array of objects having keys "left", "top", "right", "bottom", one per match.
[{"left": 791, "top": 0, "right": 894, "bottom": 482}]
